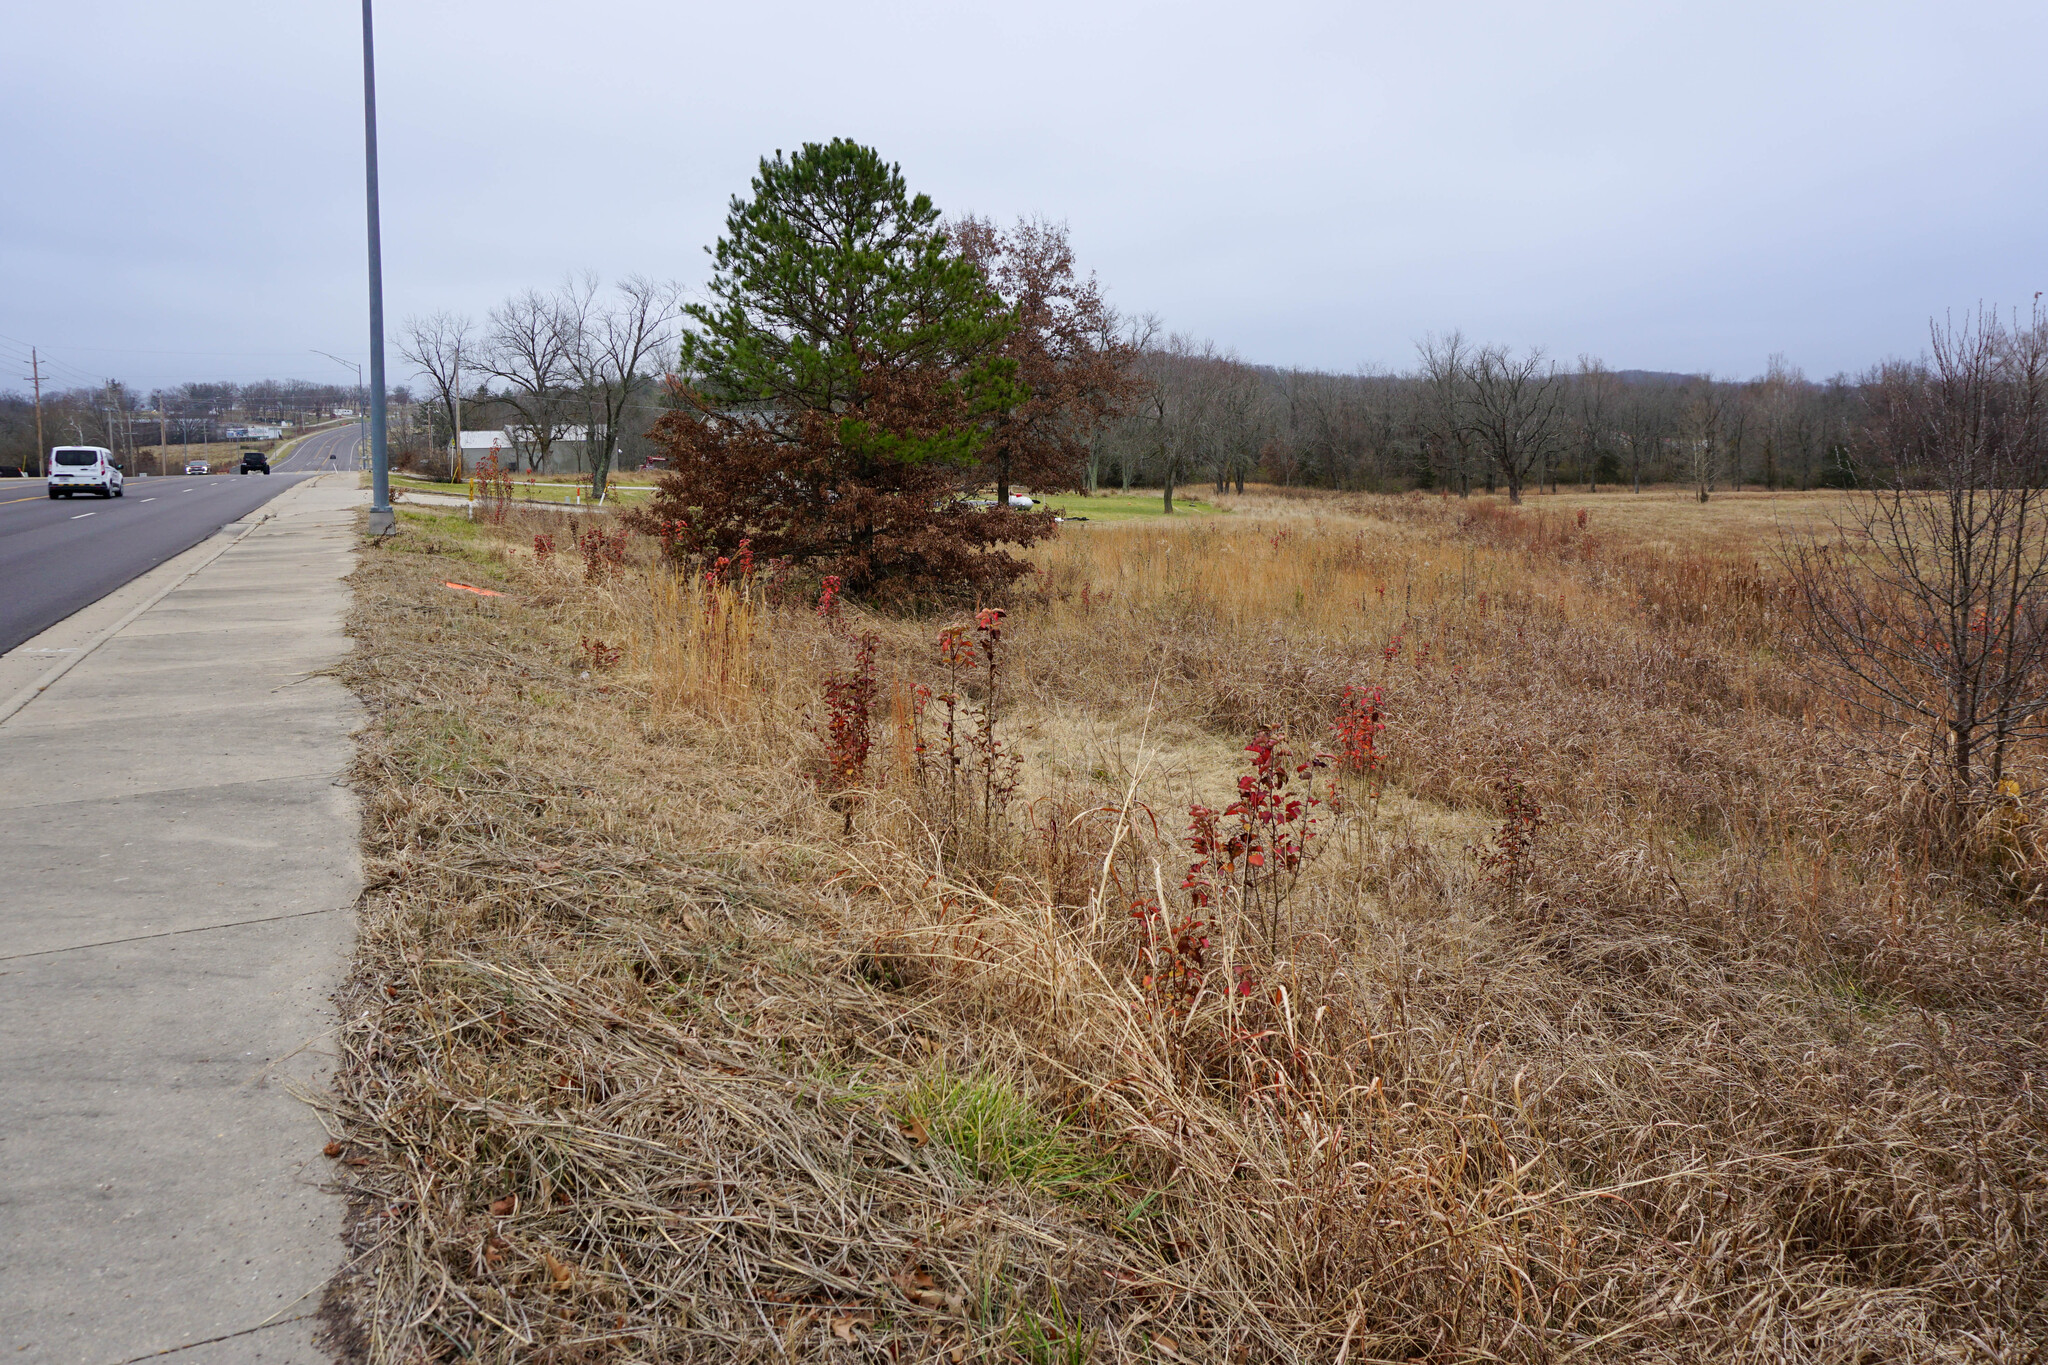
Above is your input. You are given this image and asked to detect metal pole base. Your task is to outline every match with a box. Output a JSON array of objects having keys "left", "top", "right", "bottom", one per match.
[{"left": 367, "top": 507, "right": 397, "bottom": 536}]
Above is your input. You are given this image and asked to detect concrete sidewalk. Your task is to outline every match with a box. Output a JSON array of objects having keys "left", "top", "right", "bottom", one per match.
[
  {"left": 0, "top": 474, "right": 365, "bottom": 1363},
  {"left": 394, "top": 487, "right": 609, "bottom": 514}
]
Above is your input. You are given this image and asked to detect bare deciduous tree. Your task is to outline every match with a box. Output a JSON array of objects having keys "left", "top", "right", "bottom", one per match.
[
  {"left": 1788, "top": 307, "right": 2048, "bottom": 808},
  {"left": 1087, "top": 314, "right": 1164, "bottom": 494},
  {"left": 561, "top": 274, "right": 679, "bottom": 500},
  {"left": 1465, "top": 344, "right": 1562, "bottom": 504},
  {"left": 1416, "top": 332, "right": 1476, "bottom": 496},
  {"left": 1682, "top": 377, "right": 1726, "bottom": 503},
  {"left": 479, "top": 290, "right": 576, "bottom": 472},
  {"left": 1573, "top": 355, "right": 1618, "bottom": 491},
  {"left": 398, "top": 310, "right": 474, "bottom": 480}
]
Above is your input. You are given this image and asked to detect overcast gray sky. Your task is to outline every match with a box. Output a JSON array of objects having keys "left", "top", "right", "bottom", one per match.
[{"left": 3, "top": 0, "right": 2042, "bottom": 394}]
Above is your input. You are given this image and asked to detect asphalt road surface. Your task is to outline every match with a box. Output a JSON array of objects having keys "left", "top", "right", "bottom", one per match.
[
  {"left": 0, "top": 424, "right": 364, "bottom": 655},
  {"left": 276, "top": 421, "right": 363, "bottom": 473}
]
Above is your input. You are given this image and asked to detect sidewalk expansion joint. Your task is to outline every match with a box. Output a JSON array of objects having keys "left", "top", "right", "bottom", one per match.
[
  {"left": 0, "top": 523, "right": 257, "bottom": 727},
  {"left": 0, "top": 905, "right": 347, "bottom": 964},
  {"left": 0, "top": 769, "right": 352, "bottom": 814}
]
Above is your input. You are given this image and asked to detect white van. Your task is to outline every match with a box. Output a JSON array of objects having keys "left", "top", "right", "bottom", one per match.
[{"left": 47, "top": 446, "right": 124, "bottom": 499}]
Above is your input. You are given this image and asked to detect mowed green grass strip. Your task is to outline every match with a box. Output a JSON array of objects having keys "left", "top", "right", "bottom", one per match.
[{"left": 1040, "top": 490, "right": 1223, "bottom": 521}]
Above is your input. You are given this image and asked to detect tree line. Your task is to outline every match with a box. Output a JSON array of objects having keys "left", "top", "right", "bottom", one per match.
[
  {"left": 1097, "top": 341, "right": 1866, "bottom": 504},
  {"left": 0, "top": 144, "right": 1923, "bottom": 517},
  {"left": 397, "top": 268, "right": 1875, "bottom": 522},
  {"left": 0, "top": 378, "right": 382, "bottom": 473}
]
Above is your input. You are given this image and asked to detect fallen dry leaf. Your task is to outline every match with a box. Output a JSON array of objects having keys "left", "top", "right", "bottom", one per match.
[
  {"left": 829, "top": 1313, "right": 873, "bottom": 1342},
  {"left": 1154, "top": 1335, "right": 1182, "bottom": 1359},
  {"left": 544, "top": 1252, "right": 574, "bottom": 1288},
  {"left": 489, "top": 1195, "right": 516, "bottom": 1216},
  {"left": 898, "top": 1114, "right": 930, "bottom": 1147},
  {"left": 535, "top": 859, "right": 562, "bottom": 874},
  {"left": 890, "top": 1263, "right": 960, "bottom": 1313},
  {"left": 322, "top": 1140, "right": 343, "bottom": 1158}
]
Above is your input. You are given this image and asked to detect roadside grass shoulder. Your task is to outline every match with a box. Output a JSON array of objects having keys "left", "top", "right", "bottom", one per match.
[
  {"left": 390, "top": 472, "right": 656, "bottom": 505},
  {"left": 323, "top": 491, "right": 2048, "bottom": 1361},
  {"left": 326, "top": 506, "right": 1150, "bottom": 1358}
]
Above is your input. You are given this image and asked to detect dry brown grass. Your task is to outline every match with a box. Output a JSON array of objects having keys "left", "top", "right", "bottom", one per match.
[
  {"left": 131, "top": 438, "right": 287, "bottom": 472},
  {"left": 321, "top": 491, "right": 2048, "bottom": 1363}
]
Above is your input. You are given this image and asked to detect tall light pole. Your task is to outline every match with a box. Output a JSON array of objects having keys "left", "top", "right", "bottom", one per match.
[{"left": 361, "top": 0, "right": 395, "bottom": 534}]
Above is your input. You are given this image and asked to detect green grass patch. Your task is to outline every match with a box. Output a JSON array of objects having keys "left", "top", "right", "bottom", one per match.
[
  {"left": 1040, "top": 490, "right": 1222, "bottom": 522},
  {"left": 389, "top": 508, "right": 515, "bottom": 574},
  {"left": 898, "top": 1070, "right": 1121, "bottom": 1203},
  {"left": 1005, "top": 1297, "right": 1098, "bottom": 1364},
  {"left": 390, "top": 473, "right": 654, "bottom": 505}
]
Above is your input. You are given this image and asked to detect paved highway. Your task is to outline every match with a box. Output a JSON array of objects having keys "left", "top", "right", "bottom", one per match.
[
  {"left": 0, "top": 424, "right": 363, "bottom": 654},
  {"left": 277, "top": 421, "right": 363, "bottom": 473}
]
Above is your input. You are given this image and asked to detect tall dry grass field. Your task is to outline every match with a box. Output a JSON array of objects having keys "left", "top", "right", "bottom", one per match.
[{"left": 324, "top": 490, "right": 2048, "bottom": 1364}]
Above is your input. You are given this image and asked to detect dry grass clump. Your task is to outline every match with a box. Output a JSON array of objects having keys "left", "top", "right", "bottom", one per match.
[{"left": 323, "top": 493, "right": 2048, "bottom": 1363}]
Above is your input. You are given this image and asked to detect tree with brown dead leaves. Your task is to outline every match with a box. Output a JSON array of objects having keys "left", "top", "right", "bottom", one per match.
[{"left": 949, "top": 215, "right": 1140, "bottom": 508}]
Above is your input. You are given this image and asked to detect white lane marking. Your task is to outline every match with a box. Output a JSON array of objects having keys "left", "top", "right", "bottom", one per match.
[
  {"left": 71, "top": 512, "right": 95, "bottom": 519},
  {"left": 142, "top": 497, "right": 156, "bottom": 502}
]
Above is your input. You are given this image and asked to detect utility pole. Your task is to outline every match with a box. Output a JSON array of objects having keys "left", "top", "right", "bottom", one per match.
[
  {"left": 450, "top": 341, "right": 463, "bottom": 483},
  {"left": 361, "top": 0, "right": 394, "bottom": 534},
  {"left": 23, "top": 349, "right": 44, "bottom": 475}
]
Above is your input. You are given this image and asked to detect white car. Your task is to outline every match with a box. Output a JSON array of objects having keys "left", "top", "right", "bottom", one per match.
[{"left": 48, "top": 446, "right": 124, "bottom": 499}]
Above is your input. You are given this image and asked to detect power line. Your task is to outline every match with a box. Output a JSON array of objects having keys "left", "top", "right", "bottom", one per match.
[{"left": 0, "top": 344, "right": 98, "bottom": 389}]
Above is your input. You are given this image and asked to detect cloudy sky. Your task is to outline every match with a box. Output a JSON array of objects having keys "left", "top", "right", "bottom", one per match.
[{"left": 2, "top": 0, "right": 2042, "bottom": 394}]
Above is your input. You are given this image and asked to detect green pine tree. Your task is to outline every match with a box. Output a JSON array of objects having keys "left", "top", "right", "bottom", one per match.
[
  {"left": 638, "top": 141, "right": 1053, "bottom": 601},
  {"left": 680, "top": 138, "right": 1021, "bottom": 469}
]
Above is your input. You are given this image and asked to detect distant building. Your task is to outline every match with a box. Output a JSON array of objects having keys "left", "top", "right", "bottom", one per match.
[
  {"left": 456, "top": 430, "right": 515, "bottom": 475},
  {"left": 506, "top": 426, "right": 592, "bottom": 475},
  {"left": 223, "top": 424, "right": 283, "bottom": 440}
]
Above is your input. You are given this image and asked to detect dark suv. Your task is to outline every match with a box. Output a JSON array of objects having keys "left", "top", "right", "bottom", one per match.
[{"left": 239, "top": 451, "right": 271, "bottom": 475}]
